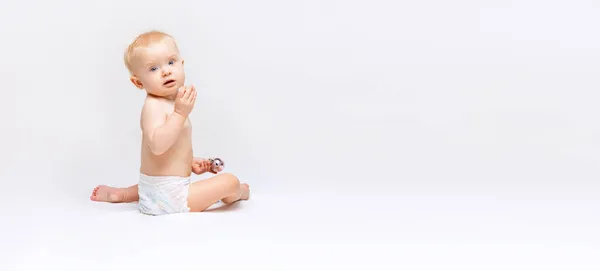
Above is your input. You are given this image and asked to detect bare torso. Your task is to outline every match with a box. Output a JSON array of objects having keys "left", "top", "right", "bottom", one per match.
[{"left": 139, "top": 96, "right": 193, "bottom": 177}]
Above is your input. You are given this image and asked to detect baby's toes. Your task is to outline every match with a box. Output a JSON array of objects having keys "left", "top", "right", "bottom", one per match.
[{"left": 90, "top": 188, "right": 98, "bottom": 200}]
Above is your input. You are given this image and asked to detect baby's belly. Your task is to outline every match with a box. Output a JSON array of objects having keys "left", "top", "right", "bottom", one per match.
[{"left": 140, "top": 138, "right": 193, "bottom": 177}]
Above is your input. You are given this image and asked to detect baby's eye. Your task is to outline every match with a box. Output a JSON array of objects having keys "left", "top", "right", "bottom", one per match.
[
  {"left": 150, "top": 66, "right": 157, "bottom": 72},
  {"left": 168, "top": 60, "right": 175, "bottom": 65}
]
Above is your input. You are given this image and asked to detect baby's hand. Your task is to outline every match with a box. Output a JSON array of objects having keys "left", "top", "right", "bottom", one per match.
[
  {"left": 174, "top": 85, "right": 196, "bottom": 118},
  {"left": 192, "top": 157, "right": 222, "bottom": 175}
]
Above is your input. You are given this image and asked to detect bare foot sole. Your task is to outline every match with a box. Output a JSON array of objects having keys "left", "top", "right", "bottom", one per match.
[
  {"left": 240, "top": 183, "right": 250, "bottom": 200},
  {"left": 90, "top": 185, "right": 124, "bottom": 203}
]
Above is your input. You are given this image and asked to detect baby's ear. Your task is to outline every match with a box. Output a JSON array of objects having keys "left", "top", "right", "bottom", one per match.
[
  {"left": 181, "top": 59, "right": 184, "bottom": 66},
  {"left": 130, "top": 76, "right": 143, "bottom": 89}
]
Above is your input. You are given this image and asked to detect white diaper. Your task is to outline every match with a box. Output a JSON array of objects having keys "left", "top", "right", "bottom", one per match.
[{"left": 138, "top": 173, "right": 191, "bottom": 215}]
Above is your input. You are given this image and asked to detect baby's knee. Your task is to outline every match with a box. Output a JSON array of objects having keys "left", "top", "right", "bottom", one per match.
[{"left": 221, "top": 173, "right": 240, "bottom": 190}]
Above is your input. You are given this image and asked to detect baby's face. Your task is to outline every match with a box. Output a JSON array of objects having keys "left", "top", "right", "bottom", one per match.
[{"left": 131, "top": 39, "right": 185, "bottom": 98}]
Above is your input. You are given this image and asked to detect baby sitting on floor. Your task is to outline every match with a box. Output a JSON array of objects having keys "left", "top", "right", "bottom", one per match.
[{"left": 90, "top": 30, "right": 250, "bottom": 215}]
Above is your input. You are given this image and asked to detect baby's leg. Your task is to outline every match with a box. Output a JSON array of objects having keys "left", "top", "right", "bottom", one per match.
[
  {"left": 187, "top": 173, "right": 250, "bottom": 212},
  {"left": 90, "top": 184, "right": 139, "bottom": 203}
]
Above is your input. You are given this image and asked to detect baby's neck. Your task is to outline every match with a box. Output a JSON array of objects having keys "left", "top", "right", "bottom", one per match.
[
  {"left": 148, "top": 93, "right": 177, "bottom": 101},
  {"left": 165, "top": 93, "right": 177, "bottom": 101}
]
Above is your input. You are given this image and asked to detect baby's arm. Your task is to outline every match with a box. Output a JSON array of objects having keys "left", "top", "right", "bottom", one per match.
[
  {"left": 142, "top": 87, "right": 196, "bottom": 155},
  {"left": 142, "top": 102, "right": 185, "bottom": 155}
]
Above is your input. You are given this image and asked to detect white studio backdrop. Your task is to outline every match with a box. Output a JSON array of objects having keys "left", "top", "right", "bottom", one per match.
[{"left": 0, "top": 0, "right": 599, "bottom": 199}]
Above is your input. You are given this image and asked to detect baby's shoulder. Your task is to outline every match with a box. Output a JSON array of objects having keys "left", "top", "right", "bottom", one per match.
[
  {"left": 140, "top": 97, "right": 172, "bottom": 129},
  {"left": 142, "top": 96, "right": 172, "bottom": 112},
  {"left": 140, "top": 96, "right": 173, "bottom": 123}
]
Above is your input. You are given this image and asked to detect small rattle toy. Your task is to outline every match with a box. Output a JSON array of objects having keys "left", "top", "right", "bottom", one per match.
[{"left": 208, "top": 157, "right": 225, "bottom": 172}]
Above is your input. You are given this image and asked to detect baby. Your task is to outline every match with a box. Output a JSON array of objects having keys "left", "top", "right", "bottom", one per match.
[{"left": 90, "top": 30, "right": 250, "bottom": 215}]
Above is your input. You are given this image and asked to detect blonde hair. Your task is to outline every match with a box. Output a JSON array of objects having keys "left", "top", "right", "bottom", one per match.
[{"left": 124, "top": 30, "right": 180, "bottom": 75}]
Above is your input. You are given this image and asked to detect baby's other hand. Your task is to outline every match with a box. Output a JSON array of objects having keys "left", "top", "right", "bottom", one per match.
[
  {"left": 192, "top": 157, "right": 221, "bottom": 174},
  {"left": 174, "top": 84, "right": 196, "bottom": 118},
  {"left": 191, "top": 158, "right": 210, "bottom": 174}
]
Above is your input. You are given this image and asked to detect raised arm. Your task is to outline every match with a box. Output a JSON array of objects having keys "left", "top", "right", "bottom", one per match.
[{"left": 142, "top": 86, "right": 196, "bottom": 155}]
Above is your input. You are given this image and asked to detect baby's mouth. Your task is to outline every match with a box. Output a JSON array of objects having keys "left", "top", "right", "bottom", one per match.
[{"left": 163, "top": 80, "right": 175, "bottom": 86}]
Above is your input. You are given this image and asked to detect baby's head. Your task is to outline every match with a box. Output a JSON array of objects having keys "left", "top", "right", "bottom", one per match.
[{"left": 124, "top": 30, "right": 185, "bottom": 98}]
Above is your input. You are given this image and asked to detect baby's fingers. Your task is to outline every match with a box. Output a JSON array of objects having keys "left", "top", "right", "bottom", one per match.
[
  {"left": 178, "top": 87, "right": 186, "bottom": 98},
  {"left": 191, "top": 90, "right": 197, "bottom": 104},
  {"left": 179, "top": 86, "right": 188, "bottom": 99}
]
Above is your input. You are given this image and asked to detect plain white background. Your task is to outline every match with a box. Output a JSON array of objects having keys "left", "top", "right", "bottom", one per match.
[{"left": 1, "top": 0, "right": 599, "bottom": 269}]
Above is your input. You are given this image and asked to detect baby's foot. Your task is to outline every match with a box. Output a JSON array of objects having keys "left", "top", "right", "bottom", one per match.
[
  {"left": 240, "top": 183, "right": 250, "bottom": 200},
  {"left": 90, "top": 185, "right": 124, "bottom": 203}
]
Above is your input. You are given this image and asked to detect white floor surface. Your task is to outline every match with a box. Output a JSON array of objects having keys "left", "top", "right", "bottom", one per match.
[{"left": 2, "top": 180, "right": 599, "bottom": 270}]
